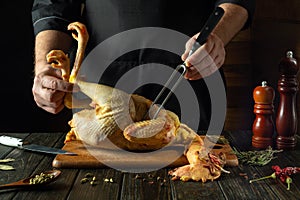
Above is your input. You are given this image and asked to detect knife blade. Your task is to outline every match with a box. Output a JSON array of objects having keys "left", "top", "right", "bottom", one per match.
[{"left": 0, "top": 135, "right": 76, "bottom": 155}]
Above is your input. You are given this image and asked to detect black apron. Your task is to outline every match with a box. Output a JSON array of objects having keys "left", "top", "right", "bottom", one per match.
[{"left": 82, "top": 0, "right": 226, "bottom": 132}]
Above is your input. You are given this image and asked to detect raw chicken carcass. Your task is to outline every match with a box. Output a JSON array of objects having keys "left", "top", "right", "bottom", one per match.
[
  {"left": 66, "top": 80, "right": 182, "bottom": 151},
  {"left": 47, "top": 21, "right": 229, "bottom": 182},
  {"left": 65, "top": 81, "right": 228, "bottom": 182}
]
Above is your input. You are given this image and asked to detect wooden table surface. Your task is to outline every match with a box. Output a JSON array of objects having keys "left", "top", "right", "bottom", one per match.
[{"left": 0, "top": 131, "right": 299, "bottom": 200}]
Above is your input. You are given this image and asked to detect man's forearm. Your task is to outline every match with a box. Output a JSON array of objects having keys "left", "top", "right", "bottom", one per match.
[
  {"left": 213, "top": 3, "right": 249, "bottom": 45},
  {"left": 34, "top": 30, "right": 73, "bottom": 75}
]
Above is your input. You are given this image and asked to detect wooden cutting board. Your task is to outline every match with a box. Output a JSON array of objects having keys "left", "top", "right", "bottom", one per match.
[{"left": 52, "top": 136, "right": 238, "bottom": 169}]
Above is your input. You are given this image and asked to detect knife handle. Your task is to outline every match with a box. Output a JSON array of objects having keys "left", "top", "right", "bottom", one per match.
[
  {"left": 0, "top": 136, "right": 23, "bottom": 147},
  {"left": 188, "top": 6, "right": 225, "bottom": 57}
]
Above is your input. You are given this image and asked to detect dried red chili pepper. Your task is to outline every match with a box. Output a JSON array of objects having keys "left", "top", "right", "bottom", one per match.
[
  {"left": 274, "top": 166, "right": 300, "bottom": 176},
  {"left": 272, "top": 165, "right": 299, "bottom": 190},
  {"left": 249, "top": 165, "right": 300, "bottom": 190}
]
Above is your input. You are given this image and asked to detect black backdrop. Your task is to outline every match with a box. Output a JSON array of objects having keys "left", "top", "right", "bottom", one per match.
[{"left": 1, "top": 1, "right": 72, "bottom": 133}]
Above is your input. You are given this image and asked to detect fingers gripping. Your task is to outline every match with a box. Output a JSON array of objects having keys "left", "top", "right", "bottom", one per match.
[
  {"left": 46, "top": 22, "right": 89, "bottom": 109},
  {"left": 46, "top": 50, "right": 70, "bottom": 81}
]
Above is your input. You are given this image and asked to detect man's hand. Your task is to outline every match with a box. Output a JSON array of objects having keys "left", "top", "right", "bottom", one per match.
[
  {"left": 32, "top": 67, "right": 76, "bottom": 114},
  {"left": 182, "top": 3, "right": 249, "bottom": 80},
  {"left": 182, "top": 33, "right": 225, "bottom": 80},
  {"left": 33, "top": 30, "right": 74, "bottom": 113}
]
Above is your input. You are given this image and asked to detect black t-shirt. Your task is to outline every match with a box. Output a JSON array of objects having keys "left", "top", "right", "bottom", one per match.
[
  {"left": 32, "top": 0, "right": 255, "bottom": 39},
  {"left": 31, "top": 0, "right": 256, "bottom": 132}
]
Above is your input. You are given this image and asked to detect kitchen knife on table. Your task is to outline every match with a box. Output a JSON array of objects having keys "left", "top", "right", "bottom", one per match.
[{"left": 0, "top": 135, "right": 76, "bottom": 155}]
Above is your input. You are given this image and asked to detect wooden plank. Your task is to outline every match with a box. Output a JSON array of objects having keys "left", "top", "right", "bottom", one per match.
[
  {"left": 52, "top": 136, "right": 238, "bottom": 168},
  {"left": 251, "top": 152, "right": 300, "bottom": 199},
  {"left": 170, "top": 178, "right": 225, "bottom": 199},
  {"left": 52, "top": 140, "right": 188, "bottom": 169},
  {"left": 224, "top": 42, "right": 251, "bottom": 65},
  {"left": 0, "top": 134, "right": 32, "bottom": 200},
  {"left": 254, "top": 0, "right": 300, "bottom": 21},
  {"left": 218, "top": 165, "right": 279, "bottom": 199},
  {"left": 224, "top": 131, "right": 300, "bottom": 199},
  {"left": 223, "top": 64, "right": 252, "bottom": 87},
  {"left": 0, "top": 133, "right": 52, "bottom": 186},
  {"left": 121, "top": 169, "right": 171, "bottom": 200},
  {"left": 12, "top": 169, "right": 79, "bottom": 200},
  {"left": 68, "top": 169, "right": 121, "bottom": 200},
  {"left": 223, "top": 130, "right": 253, "bottom": 151},
  {"left": 12, "top": 133, "right": 79, "bottom": 200},
  {"left": 252, "top": 21, "right": 300, "bottom": 72},
  {"left": 0, "top": 133, "right": 75, "bottom": 200},
  {"left": 224, "top": 108, "right": 254, "bottom": 131},
  {"left": 223, "top": 64, "right": 253, "bottom": 131},
  {"left": 220, "top": 131, "right": 278, "bottom": 199},
  {"left": 226, "top": 86, "right": 253, "bottom": 108},
  {"left": 1, "top": 131, "right": 299, "bottom": 199}
]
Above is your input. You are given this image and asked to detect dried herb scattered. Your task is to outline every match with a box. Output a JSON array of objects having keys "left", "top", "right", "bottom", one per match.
[
  {"left": 0, "top": 158, "right": 15, "bottom": 171},
  {"left": 133, "top": 173, "right": 167, "bottom": 186},
  {"left": 80, "top": 172, "right": 115, "bottom": 186},
  {"left": 80, "top": 178, "right": 89, "bottom": 184},
  {"left": 84, "top": 173, "right": 93, "bottom": 178},
  {"left": 233, "top": 146, "right": 282, "bottom": 166},
  {"left": 90, "top": 177, "right": 97, "bottom": 186},
  {"left": 29, "top": 172, "right": 55, "bottom": 184},
  {"left": 103, "top": 178, "right": 113, "bottom": 183},
  {"left": 239, "top": 173, "right": 248, "bottom": 180},
  {"left": 0, "top": 158, "right": 15, "bottom": 163},
  {"left": 81, "top": 173, "right": 99, "bottom": 186},
  {"left": 0, "top": 164, "right": 15, "bottom": 171}
]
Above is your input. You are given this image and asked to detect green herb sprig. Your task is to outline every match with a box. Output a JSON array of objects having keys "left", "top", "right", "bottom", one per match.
[
  {"left": 233, "top": 146, "right": 283, "bottom": 166},
  {"left": 0, "top": 158, "right": 15, "bottom": 171}
]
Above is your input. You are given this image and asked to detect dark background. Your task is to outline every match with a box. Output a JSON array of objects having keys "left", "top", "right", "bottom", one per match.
[{"left": 2, "top": 1, "right": 71, "bottom": 132}]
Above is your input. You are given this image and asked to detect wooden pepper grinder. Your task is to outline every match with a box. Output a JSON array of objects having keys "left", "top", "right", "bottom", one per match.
[
  {"left": 252, "top": 81, "right": 275, "bottom": 149},
  {"left": 276, "top": 51, "right": 299, "bottom": 150}
]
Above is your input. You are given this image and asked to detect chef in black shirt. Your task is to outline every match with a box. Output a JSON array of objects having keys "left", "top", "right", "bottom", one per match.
[{"left": 31, "top": 0, "right": 255, "bottom": 132}]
